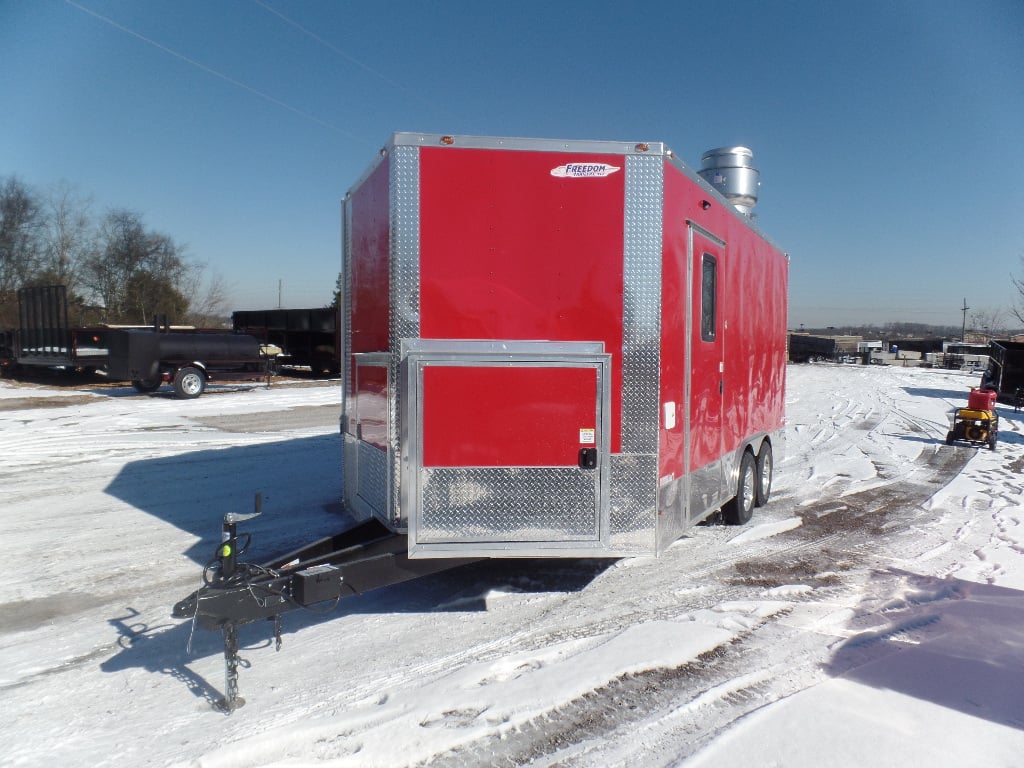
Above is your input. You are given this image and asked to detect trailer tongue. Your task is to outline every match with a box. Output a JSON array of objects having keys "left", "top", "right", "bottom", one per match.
[{"left": 172, "top": 502, "right": 476, "bottom": 711}]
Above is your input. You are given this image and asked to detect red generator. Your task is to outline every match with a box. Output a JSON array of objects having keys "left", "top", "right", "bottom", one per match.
[{"left": 341, "top": 133, "right": 788, "bottom": 559}]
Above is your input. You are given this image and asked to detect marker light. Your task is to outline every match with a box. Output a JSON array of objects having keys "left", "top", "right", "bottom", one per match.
[{"left": 440, "top": 136, "right": 455, "bottom": 145}]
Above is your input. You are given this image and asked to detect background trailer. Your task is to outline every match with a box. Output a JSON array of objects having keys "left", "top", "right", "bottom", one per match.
[
  {"left": 341, "top": 134, "right": 788, "bottom": 559},
  {"left": 232, "top": 307, "right": 340, "bottom": 375},
  {"left": 985, "top": 340, "right": 1024, "bottom": 403}
]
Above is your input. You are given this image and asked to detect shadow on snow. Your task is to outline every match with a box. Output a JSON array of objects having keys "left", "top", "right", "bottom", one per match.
[
  {"left": 104, "top": 434, "right": 344, "bottom": 565},
  {"left": 826, "top": 568, "right": 1024, "bottom": 732}
]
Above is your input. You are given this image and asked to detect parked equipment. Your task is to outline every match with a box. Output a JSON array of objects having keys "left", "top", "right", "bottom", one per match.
[
  {"left": 983, "top": 341, "right": 1024, "bottom": 405},
  {"left": 946, "top": 387, "right": 999, "bottom": 450},
  {"left": 106, "top": 327, "right": 279, "bottom": 398},
  {"left": 175, "top": 133, "right": 789, "bottom": 709},
  {"left": 232, "top": 307, "right": 340, "bottom": 375},
  {"left": 9, "top": 285, "right": 122, "bottom": 372}
]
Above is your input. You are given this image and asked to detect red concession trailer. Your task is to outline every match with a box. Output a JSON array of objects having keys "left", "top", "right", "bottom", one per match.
[
  {"left": 173, "top": 133, "right": 788, "bottom": 709},
  {"left": 341, "top": 133, "right": 788, "bottom": 559}
]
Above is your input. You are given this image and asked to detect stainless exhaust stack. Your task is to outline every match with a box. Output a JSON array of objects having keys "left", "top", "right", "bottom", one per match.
[{"left": 698, "top": 146, "right": 760, "bottom": 216}]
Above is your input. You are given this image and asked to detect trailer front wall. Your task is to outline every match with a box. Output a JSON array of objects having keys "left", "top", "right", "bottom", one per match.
[
  {"left": 343, "top": 155, "right": 392, "bottom": 523},
  {"left": 418, "top": 146, "right": 627, "bottom": 451}
]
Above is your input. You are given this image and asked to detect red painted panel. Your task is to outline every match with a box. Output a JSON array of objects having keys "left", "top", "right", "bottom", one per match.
[
  {"left": 418, "top": 146, "right": 625, "bottom": 452},
  {"left": 349, "top": 159, "right": 390, "bottom": 355},
  {"left": 422, "top": 365, "right": 598, "bottom": 468},
  {"left": 659, "top": 160, "right": 788, "bottom": 481}
]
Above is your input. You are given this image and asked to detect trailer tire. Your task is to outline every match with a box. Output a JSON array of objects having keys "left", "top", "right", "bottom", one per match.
[
  {"left": 755, "top": 442, "right": 773, "bottom": 506},
  {"left": 723, "top": 451, "right": 756, "bottom": 525},
  {"left": 132, "top": 376, "right": 161, "bottom": 393},
  {"left": 173, "top": 366, "right": 205, "bottom": 399},
  {"left": 945, "top": 431, "right": 954, "bottom": 445}
]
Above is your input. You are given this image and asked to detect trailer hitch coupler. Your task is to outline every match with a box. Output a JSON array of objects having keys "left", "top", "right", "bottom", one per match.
[
  {"left": 219, "top": 505, "right": 263, "bottom": 581},
  {"left": 220, "top": 518, "right": 238, "bottom": 580}
]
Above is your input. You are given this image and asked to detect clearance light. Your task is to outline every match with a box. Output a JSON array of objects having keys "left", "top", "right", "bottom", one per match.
[
  {"left": 635, "top": 143, "right": 650, "bottom": 152},
  {"left": 440, "top": 136, "right": 455, "bottom": 145}
]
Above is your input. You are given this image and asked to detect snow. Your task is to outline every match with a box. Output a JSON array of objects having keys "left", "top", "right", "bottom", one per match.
[{"left": 3, "top": 364, "right": 1024, "bottom": 767}]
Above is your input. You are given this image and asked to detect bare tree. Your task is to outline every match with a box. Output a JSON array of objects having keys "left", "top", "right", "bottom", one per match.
[
  {"left": 1014, "top": 255, "right": 1024, "bottom": 327},
  {"left": 181, "top": 261, "right": 230, "bottom": 326},
  {"left": 82, "top": 209, "right": 189, "bottom": 324},
  {"left": 36, "top": 181, "right": 95, "bottom": 296},
  {"left": 969, "top": 308, "right": 1007, "bottom": 339},
  {"left": 0, "top": 177, "right": 43, "bottom": 325}
]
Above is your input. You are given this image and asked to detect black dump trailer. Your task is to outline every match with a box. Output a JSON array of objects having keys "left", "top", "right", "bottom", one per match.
[
  {"left": 984, "top": 341, "right": 1024, "bottom": 405},
  {"left": 106, "top": 328, "right": 277, "bottom": 398},
  {"left": 232, "top": 308, "right": 340, "bottom": 375},
  {"left": 788, "top": 333, "right": 839, "bottom": 363}
]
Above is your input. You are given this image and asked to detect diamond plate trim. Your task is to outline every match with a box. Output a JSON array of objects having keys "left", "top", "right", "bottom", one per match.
[
  {"left": 356, "top": 440, "right": 389, "bottom": 515},
  {"left": 341, "top": 198, "right": 352, "bottom": 508},
  {"left": 622, "top": 155, "right": 663, "bottom": 455},
  {"left": 609, "top": 453, "right": 658, "bottom": 553},
  {"left": 418, "top": 467, "right": 600, "bottom": 543},
  {"left": 388, "top": 146, "right": 421, "bottom": 526},
  {"left": 604, "top": 155, "right": 663, "bottom": 555}
]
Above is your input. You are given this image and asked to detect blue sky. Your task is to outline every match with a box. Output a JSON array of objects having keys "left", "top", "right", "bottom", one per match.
[{"left": 2, "top": 0, "right": 1022, "bottom": 329}]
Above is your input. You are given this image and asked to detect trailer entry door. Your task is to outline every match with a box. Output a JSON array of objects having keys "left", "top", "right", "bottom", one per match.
[
  {"left": 686, "top": 225, "right": 729, "bottom": 516},
  {"left": 403, "top": 340, "right": 611, "bottom": 558}
]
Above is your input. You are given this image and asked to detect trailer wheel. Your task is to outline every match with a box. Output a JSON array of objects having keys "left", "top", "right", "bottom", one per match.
[
  {"left": 723, "top": 451, "right": 756, "bottom": 525},
  {"left": 945, "top": 431, "right": 954, "bottom": 445},
  {"left": 131, "top": 376, "right": 161, "bottom": 393},
  {"left": 755, "top": 442, "right": 773, "bottom": 506},
  {"left": 173, "top": 366, "right": 205, "bottom": 399}
]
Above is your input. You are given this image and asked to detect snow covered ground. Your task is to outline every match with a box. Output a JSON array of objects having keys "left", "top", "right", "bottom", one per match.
[{"left": 2, "top": 364, "right": 1024, "bottom": 767}]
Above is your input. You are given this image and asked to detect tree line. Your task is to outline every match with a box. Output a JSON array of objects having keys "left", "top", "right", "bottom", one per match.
[{"left": 0, "top": 176, "right": 226, "bottom": 329}]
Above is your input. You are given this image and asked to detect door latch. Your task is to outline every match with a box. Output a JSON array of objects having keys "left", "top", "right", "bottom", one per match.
[{"left": 579, "top": 447, "right": 598, "bottom": 469}]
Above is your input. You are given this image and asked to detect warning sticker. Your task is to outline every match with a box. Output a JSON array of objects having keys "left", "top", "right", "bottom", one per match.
[{"left": 579, "top": 428, "right": 596, "bottom": 445}]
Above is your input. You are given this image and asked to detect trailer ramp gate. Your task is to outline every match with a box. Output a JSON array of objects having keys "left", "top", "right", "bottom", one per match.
[{"left": 402, "top": 340, "right": 612, "bottom": 557}]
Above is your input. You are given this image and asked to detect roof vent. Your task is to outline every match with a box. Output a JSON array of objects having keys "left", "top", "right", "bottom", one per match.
[{"left": 698, "top": 147, "right": 759, "bottom": 216}]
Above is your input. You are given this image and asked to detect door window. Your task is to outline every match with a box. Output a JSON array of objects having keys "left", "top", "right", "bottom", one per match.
[{"left": 700, "top": 253, "right": 717, "bottom": 342}]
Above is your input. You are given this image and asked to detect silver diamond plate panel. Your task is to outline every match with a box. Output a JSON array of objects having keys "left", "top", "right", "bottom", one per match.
[
  {"left": 388, "top": 146, "right": 421, "bottom": 527},
  {"left": 418, "top": 467, "right": 600, "bottom": 543},
  {"left": 356, "top": 440, "right": 389, "bottom": 517},
  {"left": 622, "top": 154, "right": 663, "bottom": 456},
  {"left": 341, "top": 199, "right": 352, "bottom": 507},
  {"left": 608, "top": 453, "right": 658, "bottom": 553},
  {"left": 601, "top": 155, "right": 663, "bottom": 555},
  {"left": 342, "top": 433, "right": 358, "bottom": 513}
]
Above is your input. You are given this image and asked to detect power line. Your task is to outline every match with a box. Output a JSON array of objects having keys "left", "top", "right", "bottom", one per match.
[
  {"left": 251, "top": 0, "right": 461, "bottom": 123},
  {"left": 64, "top": 0, "right": 372, "bottom": 146}
]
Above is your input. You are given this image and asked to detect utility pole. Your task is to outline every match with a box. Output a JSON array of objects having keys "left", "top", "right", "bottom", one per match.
[
  {"left": 961, "top": 298, "right": 969, "bottom": 343},
  {"left": 278, "top": 279, "right": 282, "bottom": 309}
]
